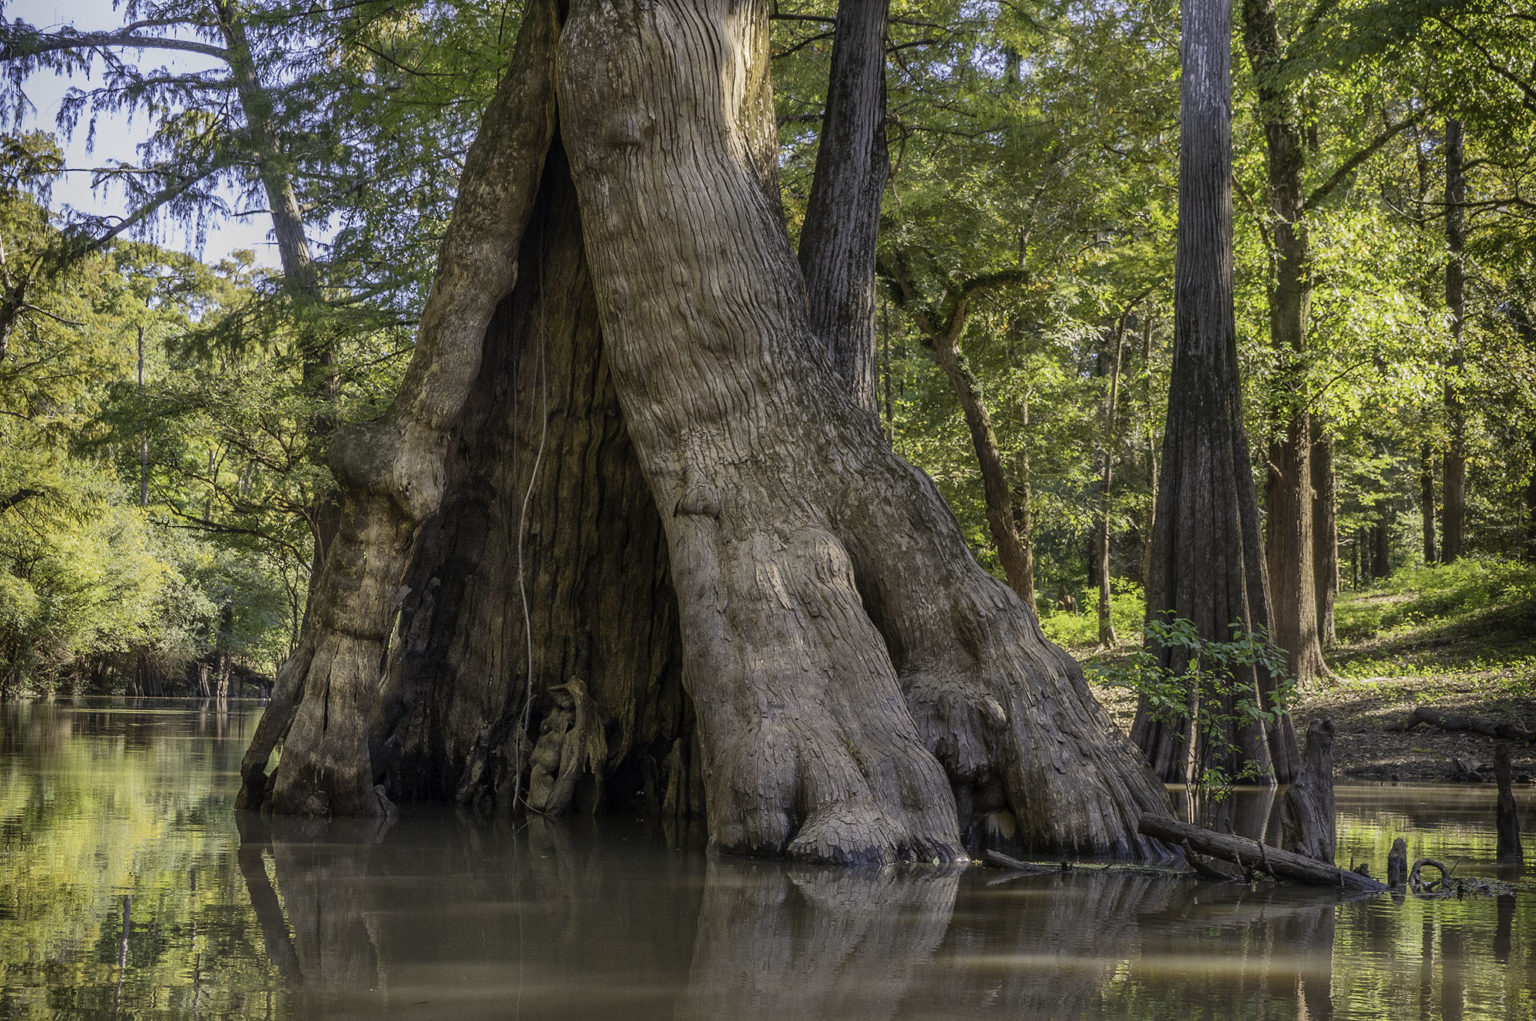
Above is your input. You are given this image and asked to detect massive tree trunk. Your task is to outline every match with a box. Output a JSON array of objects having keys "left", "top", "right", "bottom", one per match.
[
  {"left": 1441, "top": 117, "right": 1467, "bottom": 563},
  {"left": 1131, "top": 0, "right": 1298, "bottom": 788},
  {"left": 798, "top": 0, "right": 888, "bottom": 414},
  {"left": 1241, "top": 0, "right": 1328, "bottom": 687},
  {"left": 240, "top": 0, "right": 1168, "bottom": 864}
]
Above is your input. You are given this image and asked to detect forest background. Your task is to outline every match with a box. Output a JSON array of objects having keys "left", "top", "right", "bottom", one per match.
[{"left": 0, "top": 0, "right": 1532, "bottom": 708}]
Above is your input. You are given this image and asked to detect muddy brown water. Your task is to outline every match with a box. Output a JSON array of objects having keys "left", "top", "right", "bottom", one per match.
[{"left": 2, "top": 698, "right": 1533, "bottom": 1019}]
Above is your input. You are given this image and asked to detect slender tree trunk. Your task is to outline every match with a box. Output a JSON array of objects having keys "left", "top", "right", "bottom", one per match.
[
  {"left": 1139, "top": 309, "right": 1159, "bottom": 590},
  {"left": 1371, "top": 516, "right": 1391, "bottom": 579},
  {"left": 1441, "top": 117, "right": 1467, "bottom": 563},
  {"left": 1511, "top": 298, "right": 1536, "bottom": 561},
  {"left": 798, "top": 0, "right": 888, "bottom": 413},
  {"left": 1420, "top": 441, "right": 1439, "bottom": 564},
  {"left": 137, "top": 325, "right": 149, "bottom": 507},
  {"left": 1097, "top": 316, "right": 1126, "bottom": 647},
  {"left": 1241, "top": 0, "right": 1328, "bottom": 687},
  {"left": 1132, "top": 0, "right": 1298, "bottom": 787},
  {"left": 243, "top": 0, "right": 1170, "bottom": 863},
  {"left": 1311, "top": 421, "right": 1336, "bottom": 648},
  {"left": 216, "top": 1, "right": 342, "bottom": 594},
  {"left": 920, "top": 307, "right": 1036, "bottom": 605},
  {"left": 1013, "top": 388, "right": 1037, "bottom": 617}
]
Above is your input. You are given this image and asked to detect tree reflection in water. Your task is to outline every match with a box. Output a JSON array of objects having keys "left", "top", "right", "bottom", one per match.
[
  {"left": 233, "top": 811, "right": 1372, "bottom": 1020},
  {"left": 9, "top": 699, "right": 1530, "bottom": 1019}
]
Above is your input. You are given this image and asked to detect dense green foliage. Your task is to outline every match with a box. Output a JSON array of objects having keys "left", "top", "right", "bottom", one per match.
[{"left": 1, "top": 0, "right": 1533, "bottom": 692}]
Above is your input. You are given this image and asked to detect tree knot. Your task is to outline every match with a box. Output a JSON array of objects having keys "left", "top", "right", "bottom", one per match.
[{"left": 674, "top": 467, "right": 722, "bottom": 519}]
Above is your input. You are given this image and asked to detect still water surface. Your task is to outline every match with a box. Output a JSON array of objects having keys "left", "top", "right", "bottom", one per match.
[{"left": 2, "top": 698, "right": 1532, "bottom": 1019}]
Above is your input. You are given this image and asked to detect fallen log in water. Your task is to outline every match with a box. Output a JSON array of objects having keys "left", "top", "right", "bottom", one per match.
[
  {"left": 1388, "top": 705, "right": 1534, "bottom": 744},
  {"left": 1138, "top": 815, "right": 1387, "bottom": 892}
]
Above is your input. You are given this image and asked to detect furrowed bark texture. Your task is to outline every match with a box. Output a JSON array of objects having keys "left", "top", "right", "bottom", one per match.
[
  {"left": 798, "top": 0, "right": 888, "bottom": 413},
  {"left": 1132, "top": 0, "right": 1299, "bottom": 786},
  {"left": 245, "top": 0, "right": 1170, "bottom": 864},
  {"left": 238, "top": 1, "right": 565, "bottom": 814},
  {"left": 558, "top": 0, "right": 1168, "bottom": 861}
]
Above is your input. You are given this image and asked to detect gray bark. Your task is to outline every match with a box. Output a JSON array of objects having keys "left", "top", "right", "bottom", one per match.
[
  {"left": 244, "top": 0, "right": 1171, "bottom": 864},
  {"left": 798, "top": 0, "right": 888, "bottom": 413},
  {"left": 1139, "top": 815, "right": 1385, "bottom": 891},
  {"left": 558, "top": 0, "right": 1167, "bottom": 860},
  {"left": 1279, "top": 717, "right": 1334, "bottom": 863},
  {"left": 1132, "top": 0, "right": 1298, "bottom": 787}
]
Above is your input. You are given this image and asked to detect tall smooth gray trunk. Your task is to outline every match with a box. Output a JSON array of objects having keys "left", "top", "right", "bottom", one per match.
[{"left": 1132, "top": 0, "right": 1298, "bottom": 787}]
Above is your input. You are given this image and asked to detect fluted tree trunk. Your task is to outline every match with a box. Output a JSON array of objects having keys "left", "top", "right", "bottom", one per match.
[
  {"left": 1131, "top": 0, "right": 1299, "bottom": 787},
  {"left": 240, "top": 0, "right": 1169, "bottom": 864}
]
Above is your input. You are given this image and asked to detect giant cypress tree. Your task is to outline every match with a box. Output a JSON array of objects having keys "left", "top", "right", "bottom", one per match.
[
  {"left": 233, "top": 0, "right": 1170, "bottom": 864},
  {"left": 1132, "top": 0, "right": 1298, "bottom": 787}
]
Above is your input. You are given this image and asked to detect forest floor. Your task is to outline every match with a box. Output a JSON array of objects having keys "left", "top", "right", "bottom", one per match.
[{"left": 1066, "top": 558, "right": 1536, "bottom": 785}]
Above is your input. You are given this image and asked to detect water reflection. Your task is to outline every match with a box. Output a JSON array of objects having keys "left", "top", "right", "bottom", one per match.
[{"left": 3, "top": 699, "right": 1535, "bottom": 1020}]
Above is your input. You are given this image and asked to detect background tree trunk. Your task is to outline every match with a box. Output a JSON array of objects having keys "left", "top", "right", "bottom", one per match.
[
  {"left": 798, "top": 0, "right": 888, "bottom": 413},
  {"left": 1132, "top": 0, "right": 1299, "bottom": 787},
  {"left": 890, "top": 272, "right": 1036, "bottom": 606},
  {"left": 1013, "top": 389, "right": 1038, "bottom": 616},
  {"left": 1420, "top": 441, "right": 1438, "bottom": 564},
  {"left": 1241, "top": 0, "right": 1328, "bottom": 687},
  {"left": 1441, "top": 117, "right": 1467, "bottom": 563},
  {"left": 1097, "top": 316, "right": 1126, "bottom": 648},
  {"left": 1311, "top": 422, "right": 1337, "bottom": 648}
]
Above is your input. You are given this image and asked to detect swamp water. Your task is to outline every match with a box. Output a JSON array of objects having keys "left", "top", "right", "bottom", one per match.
[{"left": 1, "top": 698, "right": 1533, "bottom": 1020}]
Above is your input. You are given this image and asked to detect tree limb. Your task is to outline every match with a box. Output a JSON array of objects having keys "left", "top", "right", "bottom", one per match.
[{"left": 1305, "top": 106, "right": 1430, "bottom": 211}]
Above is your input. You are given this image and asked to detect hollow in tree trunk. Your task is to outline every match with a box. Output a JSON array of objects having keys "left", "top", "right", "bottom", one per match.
[
  {"left": 239, "top": 0, "right": 1169, "bottom": 865},
  {"left": 1131, "top": 0, "right": 1299, "bottom": 788}
]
